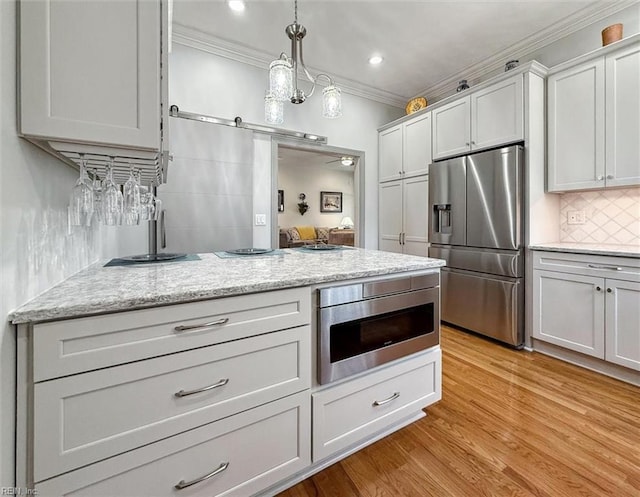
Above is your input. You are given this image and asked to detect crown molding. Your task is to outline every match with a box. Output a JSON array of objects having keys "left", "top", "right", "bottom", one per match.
[
  {"left": 172, "top": 23, "right": 407, "bottom": 108},
  {"left": 411, "top": 0, "right": 639, "bottom": 104}
]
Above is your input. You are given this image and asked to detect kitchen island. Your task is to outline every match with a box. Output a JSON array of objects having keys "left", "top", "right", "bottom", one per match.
[{"left": 11, "top": 248, "right": 445, "bottom": 496}]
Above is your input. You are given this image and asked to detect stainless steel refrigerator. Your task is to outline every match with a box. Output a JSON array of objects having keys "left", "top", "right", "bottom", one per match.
[{"left": 429, "top": 145, "right": 524, "bottom": 347}]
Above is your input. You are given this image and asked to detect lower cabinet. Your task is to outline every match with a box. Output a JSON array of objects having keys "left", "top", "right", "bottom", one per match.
[
  {"left": 36, "top": 392, "right": 311, "bottom": 497},
  {"left": 533, "top": 251, "right": 640, "bottom": 371},
  {"left": 312, "top": 348, "right": 442, "bottom": 461}
]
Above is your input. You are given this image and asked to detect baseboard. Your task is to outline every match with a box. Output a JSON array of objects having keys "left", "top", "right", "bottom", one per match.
[{"left": 532, "top": 339, "right": 640, "bottom": 386}]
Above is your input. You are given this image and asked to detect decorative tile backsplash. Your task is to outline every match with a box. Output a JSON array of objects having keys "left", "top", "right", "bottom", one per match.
[{"left": 560, "top": 188, "right": 640, "bottom": 245}]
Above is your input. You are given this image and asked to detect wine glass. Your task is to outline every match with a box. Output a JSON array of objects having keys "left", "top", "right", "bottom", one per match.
[
  {"left": 69, "top": 155, "right": 94, "bottom": 227},
  {"left": 91, "top": 168, "right": 104, "bottom": 225},
  {"left": 122, "top": 167, "right": 141, "bottom": 225},
  {"left": 102, "top": 157, "right": 123, "bottom": 226}
]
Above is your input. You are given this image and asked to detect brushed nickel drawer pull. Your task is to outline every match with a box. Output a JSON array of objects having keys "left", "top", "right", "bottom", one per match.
[
  {"left": 174, "top": 318, "right": 229, "bottom": 332},
  {"left": 587, "top": 264, "right": 622, "bottom": 271},
  {"left": 372, "top": 392, "right": 400, "bottom": 407},
  {"left": 174, "top": 462, "right": 229, "bottom": 490},
  {"left": 175, "top": 378, "right": 229, "bottom": 398}
]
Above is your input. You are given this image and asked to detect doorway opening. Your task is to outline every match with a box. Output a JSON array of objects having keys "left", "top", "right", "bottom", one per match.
[{"left": 271, "top": 140, "right": 365, "bottom": 249}]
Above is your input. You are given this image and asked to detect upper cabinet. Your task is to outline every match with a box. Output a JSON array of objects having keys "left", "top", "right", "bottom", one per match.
[
  {"left": 547, "top": 37, "right": 640, "bottom": 192},
  {"left": 432, "top": 74, "right": 523, "bottom": 160},
  {"left": 432, "top": 98, "right": 470, "bottom": 160},
  {"left": 19, "top": 0, "right": 169, "bottom": 184},
  {"left": 379, "top": 112, "right": 432, "bottom": 182}
]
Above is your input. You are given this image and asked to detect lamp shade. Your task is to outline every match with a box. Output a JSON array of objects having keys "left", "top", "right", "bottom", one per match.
[
  {"left": 264, "top": 92, "right": 284, "bottom": 124},
  {"left": 269, "top": 59, "right": 293, "bottom": 101},
  {"left": 340, "top": 216, "right": 354, "bottom": 229},
  {"left": 322, "top": 85, "right": 342, "bottom": 118}
]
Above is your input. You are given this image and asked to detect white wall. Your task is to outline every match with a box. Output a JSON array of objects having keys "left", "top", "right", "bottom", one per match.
[
  {"left": 0, "top": 1, "right": 147, "bottom": 486},
  {"left": 278, "top": 164, "right": 355, "bottom": 229},
  {"left": 169, "top": 43, "right": 404, "bottom": 249}
]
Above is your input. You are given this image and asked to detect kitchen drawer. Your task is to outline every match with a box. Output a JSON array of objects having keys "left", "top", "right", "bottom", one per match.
[
  {"left": 533, "top": 251, "right": 640, "bottom": 281},
  {"left": 35, "top": 392, "right": 311, "bottom": 497},
  {"left": 312, "top": 347, "right": 441, "bottom": 462},
  {"left": 33, "top": 326, "right": 310, "bottom": 482},
  {"left": 32, "top": 287, "right": 310, "bottom": 381}
]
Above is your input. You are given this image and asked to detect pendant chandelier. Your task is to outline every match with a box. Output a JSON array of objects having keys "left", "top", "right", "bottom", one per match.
[{"left": 264, "top": 0, "right": 342, "bottom": 124}]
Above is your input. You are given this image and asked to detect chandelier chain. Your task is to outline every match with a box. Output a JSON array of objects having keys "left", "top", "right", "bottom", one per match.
[{"left": 294, "top": 0, "right": 298, "bottom": 23}]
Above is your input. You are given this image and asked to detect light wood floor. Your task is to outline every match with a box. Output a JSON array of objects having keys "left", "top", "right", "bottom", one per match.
[{"left": 278, "top": 326, "right": 640, "bottom": 497}]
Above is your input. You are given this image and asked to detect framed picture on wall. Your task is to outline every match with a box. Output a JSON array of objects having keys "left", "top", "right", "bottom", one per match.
[
  {"left": 278, "top": 190, "right": 284, "bottom": 212},
  {"left": 320, "top": 191, "right": 342, "bottom": 213}
]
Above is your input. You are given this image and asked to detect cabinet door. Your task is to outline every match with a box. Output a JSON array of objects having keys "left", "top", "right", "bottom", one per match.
[
  {"left": 379, "top": 125, "right": 403, "bottom": 182},
  {"left": 378, "top": 181, "right": 403, "bottom": 253},
  {"left": 432, "top": 97, "right": 470, "bottom": 160},
  {"left": 20, "top": 0, "right": 161, "bottom": 150},
  {"left": 533, "top": 270, "right": 605, "bottom": 358},
  {"left": 403, "top": 112, "right": 432, "bottom": 177},
  {"left": 605, "top": 43, "right": 640, "bottom": 188},
  {"left": 402, "top": 175, "right": 429, "bottom": 257},
  {"left": 471, "top": 75, "right": 523, "bottom": 151},
  {"left": 547, "top": 58, "right": 605, "bottom": 192},
  {"left": 605, "top": 279, "right": 640, "bottom": 371}
]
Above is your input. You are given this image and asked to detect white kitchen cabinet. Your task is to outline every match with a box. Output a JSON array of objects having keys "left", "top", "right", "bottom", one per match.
[
  {"left": 19, "top": 0, "right": 169, "bottom": 182},
  {"left": 312, "top": 347, "right": 441, "bottom": 462},
  {"left": 36, "top": 392, "right": 310, "bottom": 497},
  {"left": 547, "top": 36, "right": 640, "bottom": 192},
  {"left": 533, "top": 251, "right": 640, "bottom": 371},
  {"left": 379, "top": 112, "right": 432, "bottom": 182},
  {"left": 432, "top": 74, "right": 523, "bottom": 160},
  {"left": 533, "top": 270, "right": 605, "bottom": 358},
  {"left": 605, "top": 279, "right": 640, "bottom": 370},
  {"left": 471, "top": 75, "right": 523, "bottom": 151},
  {"left": 605, "top": 43, "right": 640, "bottom": 188},
  {"left": 432, "top": 97, "right": 471, "bottom": 160},
  {"left": 17, "top": 289, "right": 312, "bottom": 491},
  {"left": 378, "top": 175, "right": 429, "bottom": 256}
]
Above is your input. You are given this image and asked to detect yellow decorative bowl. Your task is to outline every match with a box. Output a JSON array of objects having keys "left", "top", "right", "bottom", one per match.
[{"left": 405, "top": 97, "right": 427, "bottom": 115}]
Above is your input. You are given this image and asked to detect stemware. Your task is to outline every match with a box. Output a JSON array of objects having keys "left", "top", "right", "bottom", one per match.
[
  {"left": 122, "top": 167, "right": 141, "bottom": 225},
  {"left": 91, "top": 168, "right": 104, "bottom": 225},
  {"left": 69, "top": 155, "right": 94, "bottom": 227},
  {"left": 102, "top": 157, "right": 123, "bottom": 226}
]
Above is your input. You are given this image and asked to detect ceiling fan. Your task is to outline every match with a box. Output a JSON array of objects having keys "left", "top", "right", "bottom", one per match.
[{"left": 326, "top": 156, "right": 355, "bottom": 166}]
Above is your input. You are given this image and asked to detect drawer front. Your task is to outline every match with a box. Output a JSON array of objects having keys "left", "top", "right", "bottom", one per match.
[
  {"left": 532, "top": 251, "right": 640, "bottom": 282},
  {"left": 34, "top": 327, "right": 310, "bottom": 482},
  {"left": 36, "top": 392, "right": 311, "bottom": 497},
  {"left": 312, "top": 347, "right": 441, "bottom": 462},
  {"left": 33, "top": 287, "right": 311, "bottom": 381}
]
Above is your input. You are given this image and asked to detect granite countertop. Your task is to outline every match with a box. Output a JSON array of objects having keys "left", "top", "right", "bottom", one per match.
[
  {"left": 529, "top": 243, "right": 640, "bottom": 258},
  {"left": 9, "top": 249, "right": 446, "bottom": 324}
]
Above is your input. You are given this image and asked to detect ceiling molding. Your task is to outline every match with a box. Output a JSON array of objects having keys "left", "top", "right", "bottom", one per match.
[
  {"left": 412, "top": 0, "right": 639, "bottom": 104},
  {"left": 172, "top": 23, "right": 407, "bottom": 108}
]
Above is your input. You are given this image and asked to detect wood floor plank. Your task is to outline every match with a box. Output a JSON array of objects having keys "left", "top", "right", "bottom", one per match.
[{"left": 278, "top": 326, "right": 640, "bottom": 497}]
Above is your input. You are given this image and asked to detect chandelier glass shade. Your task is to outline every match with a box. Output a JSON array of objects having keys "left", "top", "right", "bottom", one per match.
[
  {"left": 265, "top": 0, "right": 342, "bottom": 124},
  {"left": 264, "top": 92, "right": 284, "bottom": 124}
]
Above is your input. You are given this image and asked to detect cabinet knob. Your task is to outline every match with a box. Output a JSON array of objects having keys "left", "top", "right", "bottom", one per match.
[
  {"left": 606, "top": 175, "right": 614, "bottom": 180},
  {"left": 596, "top": 286, "right": 601, "bottom": 291},
  {"left": 465, "top": 142, "right": 470, "bottom": 146},
  {"left": 607, "top": 288, "right": 612, "bottom": 293},
  {"left": 471, "top": 141, "right": 476, "bottom": 145},
  {"left": 597, "top": 175, "right": 604, "bottom": 181}
]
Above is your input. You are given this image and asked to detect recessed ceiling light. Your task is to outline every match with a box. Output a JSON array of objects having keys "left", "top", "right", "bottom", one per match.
[
  {"left": 368, "top": 55, "right": 383, "bottom": 65},
  {"left": 228, "top": 1, "right": 245, "bottom": 13}
]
